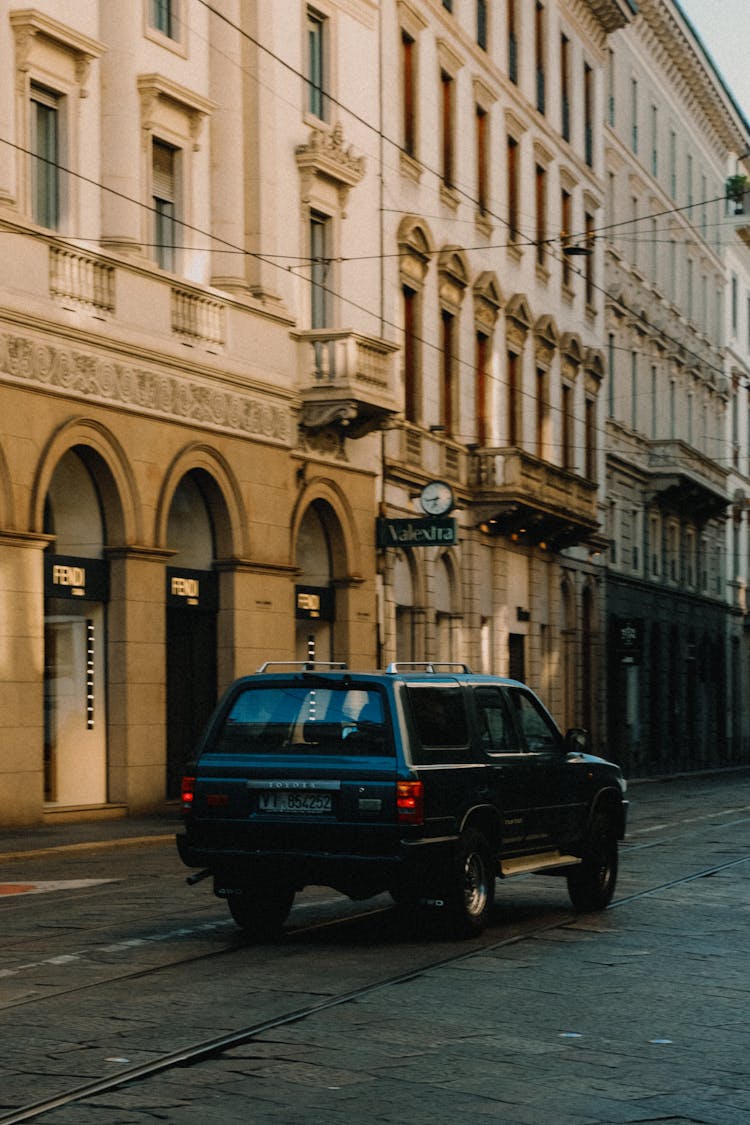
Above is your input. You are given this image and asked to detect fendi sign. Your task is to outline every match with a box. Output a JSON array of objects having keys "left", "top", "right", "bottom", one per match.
[
  {"left": 166, "top": 568, "right": 218, "bottom": 611},
  {"left": 45, "top": 555, "right": 109, "bottom": 601},
  {"left": 295, "top": 585, "right": 334, "bottom": 621}
]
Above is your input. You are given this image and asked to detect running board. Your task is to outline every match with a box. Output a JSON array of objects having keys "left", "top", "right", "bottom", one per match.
[{"left": 499, "top": 852, "right": 581, "bottom": 878}]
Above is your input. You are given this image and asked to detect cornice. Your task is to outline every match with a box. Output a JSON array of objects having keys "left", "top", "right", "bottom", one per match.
[
  {"left": 9, "top": 9, "right": 106, "bottom": 61},
  {"left": 636, "top": 0, "right": 748, "bottom": 152},
  {"left": 585, "top": 0, "right": 636, "bottom": 34},
  {"left": 10, "top": 7, "right": 106, "bottom": 97}
]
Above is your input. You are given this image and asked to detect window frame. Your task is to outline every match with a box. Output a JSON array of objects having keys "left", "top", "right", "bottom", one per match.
[
  {"left": 403, "top": 283, "right": 421, "bottom": 424},
  {"left": 441, "top": 307, "right": 456, "bottom": 437},
  {"left": 440, "top": 68, "right": 455, "bottom": 189},
  {"left": 507, "top": 134, "right": 520, "bottom": 243},
  {"left": 535, "top": 162, "right": 547, "bottom": 267},
  {"left": 310, "top": 209, "right": 333, "bottom": 329},
  {"left": 535, "top": 2, "right": 546, "bottom": 115},
  {"left": 477, "top": 0, "right": 488, "bottom": 50},
  {"left": 152, "top": 136, "right": 181, "bottom": 273},
  {"left": 30, "top": 83, "right": 63, "bottom": 230},
  {"left": 560, "top": 34, "right": 570, "bottom": 142},
  {"left": 508, "top": 0, "right": 518, "bottom": 84},
  {"left": 476, "top": 103, "right": 488, "bottom": 214},
  {"left": 149, "top": 0, "right": 180, "bottom": 41},
  {"left": 306, "top": 7, "right": 328, "bottom": 122},
  {"left": 401, "top": 29, "right": 416, "bottom": 158},
  {"left": 475, "top": 330, "right": 490, "bottom": 447}
]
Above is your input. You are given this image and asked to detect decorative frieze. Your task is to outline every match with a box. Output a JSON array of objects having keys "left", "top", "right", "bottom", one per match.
[{"left": 0, "top": 331, "right": 291, "bottom": 444}]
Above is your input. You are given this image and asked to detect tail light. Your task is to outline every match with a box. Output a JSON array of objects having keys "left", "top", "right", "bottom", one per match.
[
  {"left": 181, "top": 776, "right": 196, "bottom": 811},
  {"left": 396, "top": 780, "right": 424, "bottom": 825}
]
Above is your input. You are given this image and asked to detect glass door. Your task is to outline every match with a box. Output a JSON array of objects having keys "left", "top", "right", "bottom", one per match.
[{"left": 44, "top": 602, "right": 107, "bottom": 806}]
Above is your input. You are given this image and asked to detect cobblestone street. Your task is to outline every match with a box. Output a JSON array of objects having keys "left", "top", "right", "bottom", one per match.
[{"left": 0, "top": 773, "right": 748, "bottom": 1123}]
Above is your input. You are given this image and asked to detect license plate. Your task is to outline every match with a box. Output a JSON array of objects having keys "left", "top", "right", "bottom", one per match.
[{"left": 257, "top": 791, "right": 333, "bottom": 814}]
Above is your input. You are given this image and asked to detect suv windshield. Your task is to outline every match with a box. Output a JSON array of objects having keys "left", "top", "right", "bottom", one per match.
[{"left": 207, "top": 684, "right": 392, "bottom": 757}]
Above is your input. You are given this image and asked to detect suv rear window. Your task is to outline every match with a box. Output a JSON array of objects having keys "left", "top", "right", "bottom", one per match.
[
  {"left": 406, "top": 685, "right": 474, "bottom": 764},
  {"left": 207, "top": 685, "right": 392, "bottom": 757}
]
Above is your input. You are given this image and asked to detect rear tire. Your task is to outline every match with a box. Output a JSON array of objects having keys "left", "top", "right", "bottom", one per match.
[
  {"left": 227, "top": 884, "right": 295, "bottom": 938},
  {"left": 567, "top": 816, "right": 618, "bottom": 912},
  {"left": 445, "top": 829, "right": 494, "bottom": 938}
]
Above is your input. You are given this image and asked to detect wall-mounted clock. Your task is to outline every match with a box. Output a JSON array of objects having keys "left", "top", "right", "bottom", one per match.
[{"left": 419, "top": 480, "right": 455, "bottom": 516}]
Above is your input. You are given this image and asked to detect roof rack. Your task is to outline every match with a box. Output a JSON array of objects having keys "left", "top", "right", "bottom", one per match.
[
  {"left": 256, "top": 661, "right": 349, "bottom": 673},
  {"left": 385, "top": 662, "right": 473, "bottom": 674}
]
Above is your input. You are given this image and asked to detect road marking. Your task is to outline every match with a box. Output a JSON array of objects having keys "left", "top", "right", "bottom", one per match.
[
  {"left": 636, "top": 805, "right": 750, "bottom": 833},
  {"left": 0, "top": 919, "right": 233, "bottom": 982},
  {"left": 0, "top": 880, "right": 115, "bottom": 898}
]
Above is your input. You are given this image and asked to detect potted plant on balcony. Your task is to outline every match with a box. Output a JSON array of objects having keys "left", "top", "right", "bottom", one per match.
[{"left": 726, "top": 173, "right": 749, "bottom": 214}]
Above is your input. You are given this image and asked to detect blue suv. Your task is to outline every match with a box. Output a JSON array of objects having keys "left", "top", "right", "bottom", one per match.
[{"left": 177, "top": 662, "right": 628, "bottom": 938}]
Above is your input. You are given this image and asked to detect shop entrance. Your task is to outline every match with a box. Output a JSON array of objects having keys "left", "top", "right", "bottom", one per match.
[
  {"left": 166, "top": 571, "right": 217, "bottom": 798},
  {"left": 43, "top": 449, "right": 110, "bottom": 809},
  {"left": 44, "top": 598, "right": 107, "bottom": 805},
  {"left": 165, "top": 473, "right": 219, "bottom": 799},
  {"left": 295, "top": 503, "right": 336, "bottom": 663}
]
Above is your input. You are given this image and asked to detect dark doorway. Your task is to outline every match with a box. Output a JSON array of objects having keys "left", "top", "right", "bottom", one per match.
[
  {"left": 509, "top": 633, "right": 525, "bottom": 682},
  {"left": 166, "top": 593, "right": 217, "bottom": 799}
]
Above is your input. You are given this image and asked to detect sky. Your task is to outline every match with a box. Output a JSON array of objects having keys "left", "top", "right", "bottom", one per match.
[{"left": 678, "top": 0, "right": 750, "bottom": 124}]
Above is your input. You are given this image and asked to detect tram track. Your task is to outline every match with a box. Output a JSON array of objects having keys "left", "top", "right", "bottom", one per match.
[{"left": 1, "top": 831, "right": 749, "bottom": 1125}]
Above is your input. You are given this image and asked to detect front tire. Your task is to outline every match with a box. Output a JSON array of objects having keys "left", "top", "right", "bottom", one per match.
[
  {"left": 227, "top": 883, "right": 295, "bottom": 938},
  {"left": 567, "top": 816, "right": 618, "bottom": 912},
  {"left": 446, "top": 829, "right": 494, "bottom": 937}
]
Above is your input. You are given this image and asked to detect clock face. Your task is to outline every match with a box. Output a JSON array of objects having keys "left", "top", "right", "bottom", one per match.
[{"left": 420, "top": 480, "right": 454, "bottom": 516}]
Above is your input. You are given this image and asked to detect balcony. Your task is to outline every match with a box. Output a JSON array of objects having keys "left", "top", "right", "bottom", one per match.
[
  {"left": 171, "top": 287, "right": 225, "bottom": 350},
  {"left": 646, "top": 440, "right": 728, "bottom": 522},
  {"left": 49, "top": 247, "right": 115, "bottom": 316},
  {"left": 296, "top": 330, "right": 400, "bottom": 438},
  {"left": 468, "top": 447, "right": 599, "bottom": 550}
]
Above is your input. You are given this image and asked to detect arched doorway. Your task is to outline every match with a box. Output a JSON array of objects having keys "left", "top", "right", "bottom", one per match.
[
  {"left": 165, "top": 472, "right": 218, "bottom": 798},
  {"left": 43, "top": 449, "right": 109, "bottom": 806},
  {"left": 295, "top": 502, "right": 336, "bottom": 663}
]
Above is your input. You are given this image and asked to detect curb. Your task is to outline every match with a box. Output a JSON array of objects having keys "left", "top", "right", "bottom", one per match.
[{"left": 0, "top": 834, "right": 175, "bottom": 864}]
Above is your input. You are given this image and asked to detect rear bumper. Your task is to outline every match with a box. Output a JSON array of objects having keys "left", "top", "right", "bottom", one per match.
[{"left": 176, "top": 830, "right": 459, "bottom": 898}]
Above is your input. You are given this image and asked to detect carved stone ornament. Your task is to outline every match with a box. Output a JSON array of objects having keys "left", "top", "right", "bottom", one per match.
[
  {"left": 296, "top": 123, "right": 366, "bottom": 216},
  {"left": 298, "top": 423, "right": 348, "bottom": 461},
  {"left": 0, "top": 330, "right": 291, "bottom": 445}
]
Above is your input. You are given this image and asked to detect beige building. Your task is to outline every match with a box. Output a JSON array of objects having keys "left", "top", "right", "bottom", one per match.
[{"left": 0, "top": 0, "right": 396, "bottom": 825}]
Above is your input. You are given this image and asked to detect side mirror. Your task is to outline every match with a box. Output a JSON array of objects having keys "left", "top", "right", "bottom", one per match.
[{"left": 564, "top": 727, "right": 589, "bottom": 755}]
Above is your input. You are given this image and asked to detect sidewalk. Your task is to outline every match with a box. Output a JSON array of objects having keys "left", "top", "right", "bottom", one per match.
[{"left": 0, "top": 810, "right": 181, "bottom": 862}]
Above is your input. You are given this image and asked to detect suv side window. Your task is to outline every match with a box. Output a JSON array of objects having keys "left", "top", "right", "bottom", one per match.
[
  {"left": 506, "top": 688, "right": 562, "bottom": 752},
  {"left": 406, "top": 685, "right": 473, "bottom": 764},
  {"left": 473, "top": 686, "right": 518, "bottom": 754}
]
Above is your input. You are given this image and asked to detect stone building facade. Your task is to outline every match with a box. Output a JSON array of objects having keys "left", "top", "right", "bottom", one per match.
[
  {"left": 1, "top": 0, "right": 749, "bottom": 828},
  {"left": 376, "top": 0, "right": 634, "bottom": 750},
  {"left": 0, "top": 0, "right": 392, "bottom": 825},
  {"left": 603, "top": 0, "right": 750, "bottom": 774}
]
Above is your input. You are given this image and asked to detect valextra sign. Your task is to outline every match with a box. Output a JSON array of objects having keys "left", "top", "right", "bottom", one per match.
[{"left": 376, "top": 517, "right": 458, "bottom": 548}]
